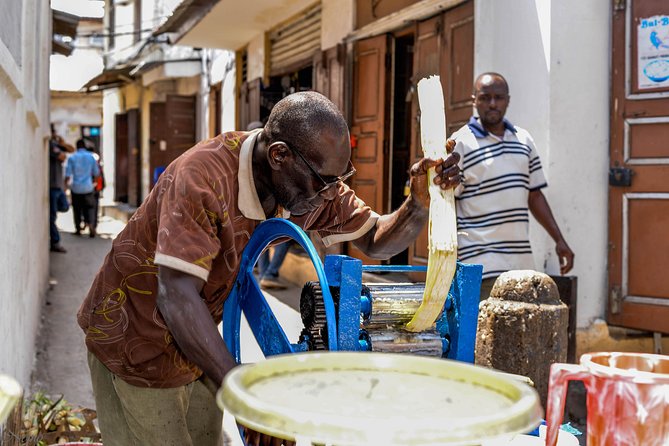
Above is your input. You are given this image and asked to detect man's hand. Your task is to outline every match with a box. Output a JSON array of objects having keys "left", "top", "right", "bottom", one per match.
[
  {"left": 556, "top": 239, "right": 574, "bottom": 275},
  {"left": 409, "top": 139, "right": 460, "bottom": 208}
]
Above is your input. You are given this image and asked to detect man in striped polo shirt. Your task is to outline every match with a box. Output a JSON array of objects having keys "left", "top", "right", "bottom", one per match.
[{"left": 451, "top": 72, "right": 574, "bottom": 299}]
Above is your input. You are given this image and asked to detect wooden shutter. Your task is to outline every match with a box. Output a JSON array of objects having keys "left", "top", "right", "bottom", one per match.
[
  {"left": 126, "top": 108, "right": 142, "bottom": 206},
  {"left": 313, "top": 44, "right": 346, "bottom": 114},
  {"left": 269, "top": 3, "right": 321, "bottom": 76},
  {"left": 114, "top": 112, "right": 129, "bottom": 202},
  {"left": 238, "top": 78, "right": 262, "bottom": 131},
  {"left": 148, "top": 95, "right": 196, "bottom": 188}
]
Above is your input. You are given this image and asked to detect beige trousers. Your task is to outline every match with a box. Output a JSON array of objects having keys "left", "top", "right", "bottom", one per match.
[{"left": 88, "top": 352, "right": 223, "bottom": 446}]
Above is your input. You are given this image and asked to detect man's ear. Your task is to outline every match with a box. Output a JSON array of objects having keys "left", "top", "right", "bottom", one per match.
[{"left": 267, "top": 142, "right": 290, "bottom": 171}]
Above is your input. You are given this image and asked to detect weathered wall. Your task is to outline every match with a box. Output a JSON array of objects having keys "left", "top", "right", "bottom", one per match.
[
  {"left": 247, "top": 33, "right": 266, "bottom": 82},
  {"left": 101, "top": 89, "right": 122, "bottom": 206},
  {"left": 50, "top": 91, "right": 103, "bottom": 146},
  {"left": 475, "top": 0, "right": 610, "bottom": 328},
  {"left": 0, "top": 0, "right": 51, "bottom": 389},
  {"left": 322, "top": 0, "right": 354, "bottom": 50}
]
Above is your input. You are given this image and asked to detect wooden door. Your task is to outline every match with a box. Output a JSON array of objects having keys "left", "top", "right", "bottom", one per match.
[
  {"left": 608, "top": 0, "right": 669, "bottom": 333},
  {"left": 166, "top": 94, "right": 196, "bottom": 151},
  {"left": 149, "top": 95, "right": 196, "bottom": 188},
  {"left": 408, "top": 1, "right": 474, "bottom": 267},
  {"left": 126, "top": 108, "right": 141, "bottom": 206},
  {"left": 238, "top": 78, "right": 261, "bottom": 131},
  {"left": 114, "top": 112, "right": 129, "bottom": 203},
  {"left": 149, "top": 101, "right": 167, "bottom": 188},
  {"left": 313, "top": 44, "right": 346, "bottom": 114},
  {"left": 349, "top": 34, "right": 390, "bottom": 264},
  {"left": 209, "top": 82, "right": 222, "bottom": 138}
]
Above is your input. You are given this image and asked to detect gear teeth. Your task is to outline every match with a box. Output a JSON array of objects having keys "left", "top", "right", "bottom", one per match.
[{"left": 300, "top": 282, "right": 328, "bottom": 350}]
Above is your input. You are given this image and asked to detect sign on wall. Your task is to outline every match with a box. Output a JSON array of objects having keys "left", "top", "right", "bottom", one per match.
[{"left": 638, "top": 15, "right": 669, "bottom": 90}]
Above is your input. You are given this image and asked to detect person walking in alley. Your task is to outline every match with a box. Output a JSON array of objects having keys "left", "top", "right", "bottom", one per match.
[
  {"left": 77, "top": 91, "right": 462, "bottom": 446},
  {"left": 66, "top": 139, "right": 100, "bottom": 238},
  {"left": 451, "top": 72, "right": 574, "bottom": 299},
  {"left": 49, "top": 124, "right": 75, "bottom": 253},
  {"left": 85, "top": 139, "right": 105, "bottom": 236}
]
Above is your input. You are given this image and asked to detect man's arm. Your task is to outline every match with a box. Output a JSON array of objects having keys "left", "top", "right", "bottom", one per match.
[
  {"left": 528, "top": 189, "right": 574, "bottom": 274},
  {"left": 156, "top": 266, "right": 237, "bottom": 387},
  {"left": 55, "top": 136, "right": 75, "bottom": 153},
  {"left": 353, "top": 147, "right": 461, "bottom": 259}
]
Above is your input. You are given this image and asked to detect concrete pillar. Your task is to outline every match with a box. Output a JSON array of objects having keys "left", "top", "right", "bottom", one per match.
[{"left": 475, "top": 270, "right": 568, "bottom": 405}]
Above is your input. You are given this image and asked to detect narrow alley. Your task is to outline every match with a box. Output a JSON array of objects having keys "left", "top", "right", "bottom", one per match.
[{"left": 2, "top": 1, "right": 669, "bottom": 445}]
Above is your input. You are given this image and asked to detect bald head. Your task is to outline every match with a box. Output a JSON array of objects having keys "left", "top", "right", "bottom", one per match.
[
  {"left": 474, "top": 72, "right": 509, "bottom": 95},
  {"left": 264, "top": 91, "right": 349, "bottom": 159}
]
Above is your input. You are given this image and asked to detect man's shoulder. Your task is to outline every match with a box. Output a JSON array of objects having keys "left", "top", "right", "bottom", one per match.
[
  {"left": 451, "top": 123, "right": 479, "bottom": 148},
  {"left": 510, "top": 125, "right": 534, "bottom": 143}
]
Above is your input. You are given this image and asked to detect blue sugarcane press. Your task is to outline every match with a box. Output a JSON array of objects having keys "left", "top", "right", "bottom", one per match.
[{"left": 222, "top": 218, "right": 482, "bottom": 364}]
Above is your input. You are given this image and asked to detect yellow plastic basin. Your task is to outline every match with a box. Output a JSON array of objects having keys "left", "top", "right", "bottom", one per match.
[{"left": 218, "top": 352, "right": 542, "bottom": 445}]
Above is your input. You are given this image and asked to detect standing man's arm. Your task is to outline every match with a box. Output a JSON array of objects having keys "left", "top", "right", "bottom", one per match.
[
  {"left": 91, "top": 156, "right": 100, "bottom": 180},
  {"left": 156, "top": 266, "right": 237, "bottom": 388},
  {"left": 353, "top": 142, "right": 460, "bottom": 259},
  {"left": 528, "top": 189, "right": 574, "bottom": 274},
  {"left": 56, "top": 136, "right": 75, "bottom": 153}
]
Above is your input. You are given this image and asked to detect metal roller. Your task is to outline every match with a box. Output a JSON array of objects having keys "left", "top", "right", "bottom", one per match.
[
  {"left": 361, "top": 329, "right": 444, "bottom": 357},
  {"left": 361, "top": 283, "right": 428, "bottom": 328}
]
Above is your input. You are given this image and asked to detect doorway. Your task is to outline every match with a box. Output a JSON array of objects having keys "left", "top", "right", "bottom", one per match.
[
  {"left": 261, "top": 65, "right": 314, "bottom": 123},
  {"left": 389, "top": 33, "right": 415, "bottom": 265}
]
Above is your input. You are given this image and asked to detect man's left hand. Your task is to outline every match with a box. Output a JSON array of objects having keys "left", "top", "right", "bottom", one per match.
[
  {"left": 409, "top": 139, "right": 461, "bottom": 208},
  {"left": 556, "top": 240, "right": 574, "bottom": 275}
]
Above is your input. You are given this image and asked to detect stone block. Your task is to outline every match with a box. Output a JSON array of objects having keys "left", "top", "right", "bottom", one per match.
[{"left": 475, "top": 270, "right": 568, "bottom": 405}]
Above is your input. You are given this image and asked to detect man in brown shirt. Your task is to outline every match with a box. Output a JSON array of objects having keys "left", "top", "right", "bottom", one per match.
[{"left": 78, "top": 91, "right": 461, "bottom": 445}]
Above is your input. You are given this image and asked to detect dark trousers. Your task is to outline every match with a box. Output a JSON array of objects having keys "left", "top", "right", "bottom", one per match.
[
  {"left": 480, "top": 276, "right": 499, "bottom": 301},
  {"left": 72, "top": 192, "right": 97, "bottom": 232},
  {"left": 257, "top": 242, "right": 291, "bottom": 279},
  {"left": 49, "top": 188, "right": 62, "bottom": 246}
]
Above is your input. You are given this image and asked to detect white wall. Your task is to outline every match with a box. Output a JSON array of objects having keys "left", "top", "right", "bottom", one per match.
[
  {"left": 247, "top": 33, "right": 266, "bottom": 82},
  {"left": 101, "top": 89, "right": 122, "bottom": 205},
  {"left": 50, "top": 92, "right": 103, "bottom": 146},
  {"left": 475, "top": 0, "right": 610, "bottom": 327},
  {"left": 0, "top": 0, "right": 51, "bottom": 389},
  {"left": 322, "top": 0, "right": 354, "bottom": 50},
  {"left": 548, "top": 0, "right": 610, "bottom": 326}
]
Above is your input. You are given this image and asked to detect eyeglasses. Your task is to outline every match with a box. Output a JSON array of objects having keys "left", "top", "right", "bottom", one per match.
[{"left": 272, "top": 141, "right": 356, "bottom": 195}]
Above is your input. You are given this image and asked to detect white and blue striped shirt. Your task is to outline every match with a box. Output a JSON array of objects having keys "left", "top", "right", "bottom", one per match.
[{"left": 452, "top": 117, "right": 547, "bottom": 279}]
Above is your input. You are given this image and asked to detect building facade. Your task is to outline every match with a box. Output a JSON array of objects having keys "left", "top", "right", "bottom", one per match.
[
  {"left": 157, "top": 0, "right": 669, "bottom": 351},
  {"left": 0, "top": 0, "right": 52, "bottom": 388}
]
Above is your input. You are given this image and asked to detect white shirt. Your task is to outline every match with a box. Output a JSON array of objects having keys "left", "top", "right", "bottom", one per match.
[{"left": 451, "top": 117, "right": 547, "bottom": 279}]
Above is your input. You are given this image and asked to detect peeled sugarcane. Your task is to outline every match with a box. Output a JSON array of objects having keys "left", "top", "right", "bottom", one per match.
[{"left": 406, "top": 76, "right": 458, "bottom": 332}]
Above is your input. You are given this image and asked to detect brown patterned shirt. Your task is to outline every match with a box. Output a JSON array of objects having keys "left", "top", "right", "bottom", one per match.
[{"left": 77, "top": 130, "right": 378, "bottom": 388}]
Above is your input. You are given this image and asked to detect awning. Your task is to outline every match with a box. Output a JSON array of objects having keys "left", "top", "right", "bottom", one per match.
[
  {"left": 346, "top": 0, "right": 465, "bottom": 42},
  {"left": 52, "top": 9, "right": 80, "bottom": 56},
  {"left": 81, "top": 66, "right": 136, "bottom": 92},
  {"left": 154, "top": 0, "right": 317, "bottom": 51},
  {"left": 53, "top": 9, "right": 79, "bottom": 38},
  {"left": 154, "top": 0, "right": 219, "bottom": 43}
]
